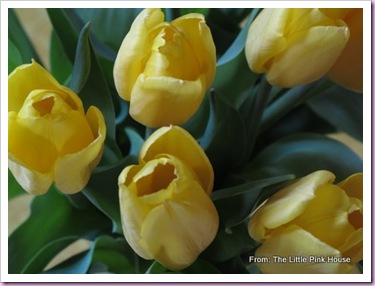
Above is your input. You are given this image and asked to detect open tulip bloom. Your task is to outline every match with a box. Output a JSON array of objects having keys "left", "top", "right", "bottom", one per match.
[{"left": 6, "top": 6, "right": 366, "bottom": 279}]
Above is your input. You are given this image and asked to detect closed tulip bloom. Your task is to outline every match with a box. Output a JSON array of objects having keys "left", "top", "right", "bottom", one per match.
[
  {"left": 8, "top": 60, "right": 106, "bottom": 195},
  {"left": 113, "top": 8, "right": 216, "bottom": 127},
  {"left": 245, "top": 8, "right": 350, "bottom": 87},
  {"left": 248, "top": 171, "right": 362, "bottom": 274},
  {"left": 119, "top": 125, "right": 218, "bottom": 270},
  {"left": 325, "top": 9, "right": 363, "bottom": 93}
]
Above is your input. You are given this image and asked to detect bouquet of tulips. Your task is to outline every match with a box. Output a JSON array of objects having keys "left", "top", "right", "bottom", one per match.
[{"left": 8, "top": 7, "right": 364, "bottom": 276}]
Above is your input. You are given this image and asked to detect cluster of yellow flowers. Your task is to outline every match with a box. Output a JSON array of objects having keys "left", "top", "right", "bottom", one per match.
[{"left": 8, "top": 8, "right": 363, "bottom": 273}]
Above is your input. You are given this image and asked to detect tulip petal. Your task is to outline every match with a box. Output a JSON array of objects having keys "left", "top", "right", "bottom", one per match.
[
  {"left": 245, "top": 9, "right": 288, "bottom": 73},
  {"left": 8, "top": 111, "right": 57, "bottom": 173},
  {"left": 171, "top": 13, "right": 216, "bottom": 86},
  {"left": 327, "top": 9, "right": 363, "bottom": 92},
  {"left": 53, "top": 106, "right": 106, "bottom": 194},
  {"left": 129, "top": 73, "right": 205, "bottom": 127},
  {"left": 119, "top": 164, "right": 154, "bottom": 260},
  {"left": 255, "top": 225, "right": 354, "bottom": 274},
  {"left": 139, "top": 125, "right": 214, "bottom": 194},
  {"left": 268, "top": 24, "right": 349, "bottom": 87},
  {"left": 139, "top": 178, "right": 218, "bottom": 270},
  {"left": 113, "top": 8, "right": 165, "bottom": 101},
  {"left": 338, "top": 173, "right": 363, "bottom": 200},
  {"left": 8, "top": 157, "right": 53, "bottom": 195},
  {"left": 248, "top": 170, "right": 335, "bottom": 241},
  {"left": 8, "top": 60, "right": 63, "bottom": 113},
  {"left": 291, "top": 184, "right": 355, "bottom": 249},
  {"left": 338, "top": 228, "right": 363, "bottom": 263}
]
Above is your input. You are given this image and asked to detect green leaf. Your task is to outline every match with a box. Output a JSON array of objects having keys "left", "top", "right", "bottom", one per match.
[
  {"left": 69, "top": 23, "right": 121, "bottom": 162},
  {"left": 9, "top": 187, "right": 111, "bottom": 274},
  {"left": 260, "top": 78, "right": 330, "bottom": 133},
  {"left": 146, "top": 258, "right": 221, "bottom": 274},
  {"left": 49, "top": 30, "right": 73, "bottom": 84},
  {"left": 8, "top": 40, "right": 23, "bottom": 74},
  {"left": 83, "top": 156, "right": 137, "bottom": 234},
  {"left": 90, "top": 236, "right": 143, "bottom": 274},
  {"left": 73, "top": 8, "right": 143, "bottom": 52},
  {"left": 8, "top": 169, "right": 26, "bottom": 200},
  {"left": 45, "top": 236, "right": 145, "bottom": 274},
  {"left": 8, "top": 9, "right": 40, "bottom": 64},
  {"left": 216, "top": 8, "right": 259, "bottom": 66},
  {"left": 124, "top": 127, "right": 144, "bottom": 157},
  {"left": 211, "top": 174, "right": 294, "bottom": 201},
  {"left": 46, "top": 251, "right": 93, "bottom": 274},
  {"left": 202, "top": 222, "right": 256, "bottom": 263},
  {"left": 308, "top": 85, "right": 363, "bottom": 141},
  {"left": 23, "top": 237, "right": 80, "bottom": 274},
  {"left": 199, "top": 92, "right": 247, "bottom": 176},
  {"left": 212, "top": 9, "right": 259, "bottom": 109},
  {"left": 47, "top": 8, "right": 80, "bottom": 63},
  {"left": 244, "top": 133, "right": 363, "bottom": 182}
]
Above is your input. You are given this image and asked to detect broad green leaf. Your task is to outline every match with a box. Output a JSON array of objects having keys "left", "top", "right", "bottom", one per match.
[
  {"left": 8, "top": 169, "right": 26, "bottom": 200},
  {"left": 69, "top": 23, "right": 121, "bottom": 162},
  {"left": 8, "top": 187, "right": 111, "bottom": 274},
  {"left": 308, "top": 85, "right": 363, "bottom": 141},
  {"left": 49, "top": 30, "right": 73, "bottom": 84},
  {"left": 8, "top": 9, "right": 40, "bottom": 64},
  {"left": 74, "top": 8, "right": 143, "bottom": 51},
  {"left": 146, "top": 258, "right": 221, "bottom": 274},
  {"left": 8, "top": 40, "right": 22, "bottom": 74},
  {"left": 199, "top": 92, "right": 247, "bottom": 176},
  {"left": 243, "top": 133, "right": 363, "bottom": 182},
  {"left": 47, "top": 8, "right": 80, "bottom": 63},
  {"left": 83, "top": 156, "right": 137, "bottom": 234}
]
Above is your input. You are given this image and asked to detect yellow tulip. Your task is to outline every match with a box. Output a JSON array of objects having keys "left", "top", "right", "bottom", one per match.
[
  {"left": 248, "top": 170, "right": 363, "bottom": 274},
  {"left": 326, "top": 9, "right": 363, "bottom": 93},
  {"left": 245, "top": 8, "right": 350, "bottom": 87},
  {"left": 113, "top": 8, "right": 216, "bottom": 128},
  {"left": 8, "top": 60, "right": 106, "bottom": 195},
  {"left": 118, "top": 125, "right": 218, "bottom": 270}
]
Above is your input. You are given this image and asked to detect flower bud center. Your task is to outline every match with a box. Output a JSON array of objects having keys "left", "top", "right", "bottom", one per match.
[
  {"left": 32, "top": 96, "right": 55, "bottom": 116},
  {"left": 136, "top": 162, "right": 177, "bottom": 196}
]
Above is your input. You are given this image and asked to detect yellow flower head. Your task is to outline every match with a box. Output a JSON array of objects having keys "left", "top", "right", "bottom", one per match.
[
  {"left": 248, "top": 170, "right": 363, "bottom": 274},
  {"left": 245, "top": 8, "right": 350, "bottom": 88},
  {"left": 118, "top": 125, "right": 218, "bottom": 270},
  {"left": 113, "top": 8, "right": 216, "bottom": 127},
  {"left": 8, "top": 60, "right": 106, "bottom": 195}
]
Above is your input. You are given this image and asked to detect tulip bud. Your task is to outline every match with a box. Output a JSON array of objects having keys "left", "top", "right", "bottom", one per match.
[
  {"left": 113, "top": 8, "right": 216, "bottom": 127},
  {"left": 248, "top": 170, "right": 363, "bottom": 274},
  {"left": 8, "top": 60, "right": 106, "bottom": 195},
  {"left": 245, "top": 8, "right": 350, "bottom": 87},
  {"left": 118, "top": 125, "right": 218, "bottom": 270}
]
